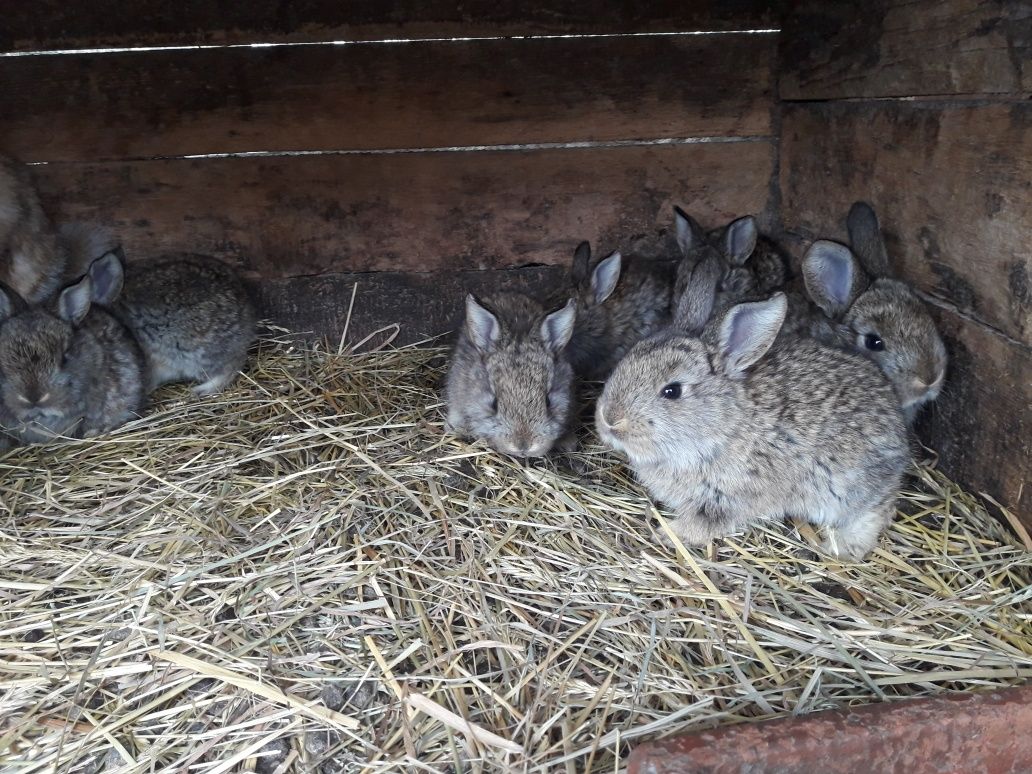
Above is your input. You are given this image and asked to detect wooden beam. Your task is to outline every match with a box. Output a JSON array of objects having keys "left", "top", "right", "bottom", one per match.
[
  {"left": 780, "top": 0, "right": 1031, "bottom": 100},
  {"left": 1, "top": 35, "right": 773, "bottom": 163},
  {"left": 32, "top": 141, "right": 775, "bottom": 277},
  {"left": 0, "top": 1, "right": 780, "bottom": 52}
]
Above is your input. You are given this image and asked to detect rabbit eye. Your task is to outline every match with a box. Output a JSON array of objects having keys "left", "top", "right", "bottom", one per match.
[
  {"left": 661, "top": 382, "right": 682, "bottom": 400},
  {"left": 864, "top": 333, "right": 885, "bottom": 352}
]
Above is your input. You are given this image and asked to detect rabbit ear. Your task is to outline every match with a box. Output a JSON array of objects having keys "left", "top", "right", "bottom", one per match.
[
  {"left": 464, "top": 294, "right": 500, "bottom": 353},
  {"left": 0, "top": 281, "right": 28, "bottom": 322},
  {"left": 674, "top": 206, "right": 706, "bottom": 257},
  {"left": 589, "top": 251, "right": 622, "bottom": 304},
  {"left": 57, "top": 274, "right": 94, "bottom": 325},
  {"left": 723, "top": 216, "right": 758, "bottom": 266},
  {"left": 540, "top": 298, "right": 576, "bottom": 353},
  {"left": 847, "top": 201, "right": 891, "bottom": 277},
  {"left": 673, "top": 252, "right": 720, "bottom": 335},
  {"left": 571, "top": 241, "right": 591, "bottom": 286},
  {"left": 88, "top": 250, "right": 125, "bottom": 305},
  {"left": 803, "top": 240, "right": 868, "bottom": 319},
  {"left": 717, "top": 293, "right": 787, "bottom": 377}
]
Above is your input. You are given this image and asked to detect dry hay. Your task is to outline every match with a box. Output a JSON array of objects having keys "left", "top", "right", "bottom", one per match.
[{"left": 0, "top": 339, "right": 1030, "bottom": 773}]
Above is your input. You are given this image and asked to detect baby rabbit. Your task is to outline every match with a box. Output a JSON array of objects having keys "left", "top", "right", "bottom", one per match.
[
  {"left": 596, "top": 280, "right": 909, "bottom": 561},
  {"left": 445, "top": 292, "right": 577, "bottom": 457},
  {"left": 672, "top": 208, "right": 788, "bottom": 313},
  {"left": 88, "top": 251, "right": 257, "bottom": 395},
  {"left": 791, "top": 202, "right": 947, "bottom": 424},
  {"left": 567, "top": 241, "right": 676, "bottom": 380},
  {"left": 0, "top": 155, "right": 65, "bottom": 304},
  {"left": 0, "top": 276, "right": 145, "bottom": 444}
]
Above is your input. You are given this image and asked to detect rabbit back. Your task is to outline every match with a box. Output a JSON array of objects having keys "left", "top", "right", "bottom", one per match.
[{"left": 111, "top": 254, "right": 257, "bottom": 395}]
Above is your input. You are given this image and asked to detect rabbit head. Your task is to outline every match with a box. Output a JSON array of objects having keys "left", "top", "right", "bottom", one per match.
[
  {"left": 0, "top": 276, "right": 95, "bottom": 436},
  {"left": 445, "top": 293, "right": 577, "bottom": 457},
  {"left": 803, "top": 224, "right": 947, "bottom": 417},
  {"left": 598, "top": 291, "right": 787, "bottom": 468}
]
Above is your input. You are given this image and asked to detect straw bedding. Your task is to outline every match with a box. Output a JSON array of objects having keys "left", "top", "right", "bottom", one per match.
[{"left": 1, "top": 338, "right": 1030, "bottom": 773}]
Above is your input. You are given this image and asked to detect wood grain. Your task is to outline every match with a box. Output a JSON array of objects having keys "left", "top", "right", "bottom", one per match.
[
  {"left": 916, "top": 306, "right": 1031, "bottom": 525},
  {"left": 0, "top": 34, "right": 773, "bottom": 163},
  {"left": 0, "top": 1, "right": 779, "bottom": 51},
  {"left": 780, "top": 101, "right": 1031, "bottom": 345},
  {"left": 32, "top": 140, "right": 774, "bottom": 278},
  {"left": 780, "top": 0, "right": 1031, "bottom": 100}
]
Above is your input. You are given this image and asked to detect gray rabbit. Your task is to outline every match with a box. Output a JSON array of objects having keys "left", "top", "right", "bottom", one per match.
[
  {"left": 88, "top": 252, "right": 257, "bottom": 395},
  {"left": 596, "top": 270, "right": 909, "bottom": 561},
  {"left": 444, "top": 292, "right": 577, "bottom": 457},
  {"left": 566, "top": 242, "right": 676, "bottom": 381},
  {"left": 0, "top": 276, "right": 145, "bottom": 444},
  {"left": 788, "top": 203, "right": 948, "bottom": 424}
]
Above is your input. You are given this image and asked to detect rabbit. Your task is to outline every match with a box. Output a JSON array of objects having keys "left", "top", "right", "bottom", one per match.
[
  {"left": 566, "top": 241, "right": 676, "bottom": 381},
  {"left": 444, "top": 292, "right": 578, "bottom": 457},
  {"left": 671, "top": 208, "right": 789, "bottom": 315},
  {"left": 0, "top": 276, "right": 145, "bottom": 444},
  {"left": 596, "top": 286, "right": 910, "bottom": 562},
  {"left": 0, "top": 154, "right": 65, "bottom": 304},
  {"left": 87, "top": 251, "right": 257, "bottom": 396},
  {"left": 786, "top": 202, "right": 948, "bottom": 424}
]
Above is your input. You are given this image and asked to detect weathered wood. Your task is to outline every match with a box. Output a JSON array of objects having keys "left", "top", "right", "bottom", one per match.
[
  {"left": 31, "top": 141, "right": 775, "bottom": 277},
  {"left": 780, "top": 0, "right": 1032, "bottom": 100},
  {"left": 916, "top": 306, "right": 1031, "bottom": 526},
  {"left": 780, "top": 101, "right": 1031, "bottom": 345},
  {"left": 251, "top": 265, "right": 572, "bottom": 347},
  {"left": 0, "top": 1, "right": 779, "bottom": 52},
  {"left": 0, "top": 35, "right": 773, "bottom": 163}
]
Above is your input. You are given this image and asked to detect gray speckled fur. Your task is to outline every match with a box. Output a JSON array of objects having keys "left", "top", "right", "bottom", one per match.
[
  {"left": 0, "top": 155, "right": 64, "bottom": 304},
  {"left": 99, "top": 254, "right": 257, "bottom": 395},
  {"left": 781, "top": 230, "right": 947, "bottom": 424},
  {"left": 672, "top": 213, "right": 789, "bottom": 317},
  {"left": 568, "top": 248, "right": 675, "bottom": 381},
  {"left": 597, "top": 296, "right": 909, "bottom": 561},
  {"left": 445, "top": 292, "right": 576, "bottom": 457},
  {"left": 0, "top": 283, "right": 144, "bottom": 443}
]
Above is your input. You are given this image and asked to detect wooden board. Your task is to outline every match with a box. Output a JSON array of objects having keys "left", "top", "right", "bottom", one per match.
[
  {"left": 32, "top": 140, "right": 774, "bottom": 277},
  {"left": 780, "top": 0, "right": 1032, "bottom": 100},
  {"left": 0, "top": 1, "right": 779, "bottom": 51},
  {"left": 253, "top": 265, "right": 572, "bottom": 347},
  {"left": 0, "top": 34, "right": 773, "bottom": 163},
  {"left": 779, "top": 101, "right": 1032, "bottom": 345},
  {"left": 916, "top": 305, "right": 1031, "bottom": 525}
]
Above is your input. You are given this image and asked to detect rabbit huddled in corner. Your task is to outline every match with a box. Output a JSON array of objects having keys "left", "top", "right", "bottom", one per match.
[
  {"left": 0, "top": 276, "right": 145, "bottom": 444},
  {"left": 787, "top": 203, "right": 947, "bottom": 424},
  {"left": 566, "top": 241, "right": 676, "bottom": 381},
  {"left": 596, "top": 255, "right": 909, "bottom": 561},
  {"left": 672, "top": 207, "right": 788, "bottom": 315},
  {"left": 87, "top": 251, "right": 257, "bottom": 396},
  {"left": 444, "top": 292, "right": 577, "bottom": 457}
]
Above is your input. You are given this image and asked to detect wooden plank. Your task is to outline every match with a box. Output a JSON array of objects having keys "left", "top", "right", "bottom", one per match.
[
  {"left": 780, "top": 0, "right": 1032, "bottom": 100},
  {"left": 31, "top": 141, "right": 775, "bottom": 278},
  {"left": 779, "top": 101, "right": 1032, "bottom": 345},
  {"left": 0, "top": 1, "right": 779, "bottom": 52},
  {"left": 0, "top": 35, "right": 773, "bottom": 163},
  {"left": 251, "top": 265, "right": 572, "bottom": 347},
  {"left": 916, "top": 306, "right": 1031, "bottom": 526}
]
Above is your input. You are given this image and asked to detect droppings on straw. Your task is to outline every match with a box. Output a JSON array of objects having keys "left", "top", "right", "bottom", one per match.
[{"left": 0, "top": 339, "right": 1029, "bottom": 772}]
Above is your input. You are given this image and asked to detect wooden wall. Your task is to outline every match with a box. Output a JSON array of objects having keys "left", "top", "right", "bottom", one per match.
[
  {"left": 777, "top": 0, "right": 1031, "bottom": 522},
  {"left": 1, "top": 1, "right": 779, "bottom": 344}
]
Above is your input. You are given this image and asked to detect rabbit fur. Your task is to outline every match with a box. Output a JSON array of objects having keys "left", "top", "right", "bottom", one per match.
[
  {"left": 596, "top": 288, "right": 909, "bottom": 561},
  {"left": 445, "top": 292, "right": 577, "bottom": 457}
]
